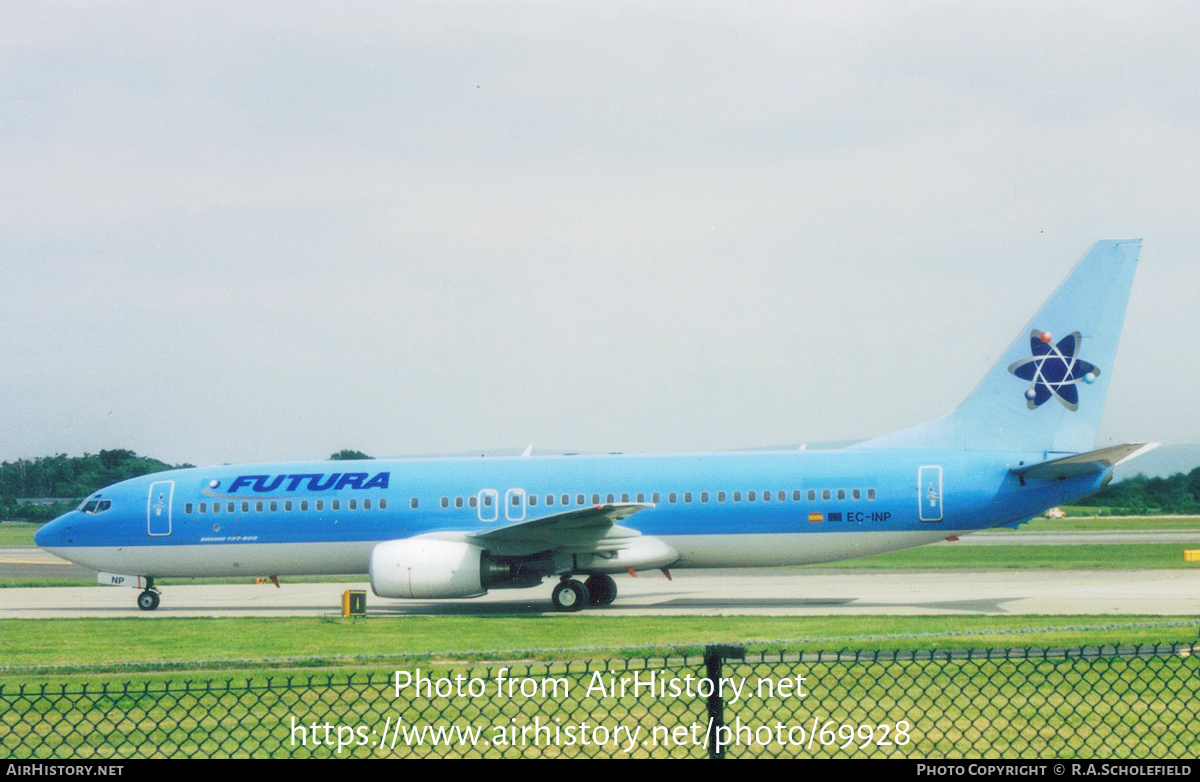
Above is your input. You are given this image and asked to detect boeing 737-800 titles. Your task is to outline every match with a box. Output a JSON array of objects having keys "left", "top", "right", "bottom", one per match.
[{"left": 36, "top": 239, "right": 1153, "bottom": 611}]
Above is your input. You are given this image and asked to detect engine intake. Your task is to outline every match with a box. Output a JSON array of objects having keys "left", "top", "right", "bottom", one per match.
[{"left": 370, "top": 539, "right": 484, "bottom": 599}]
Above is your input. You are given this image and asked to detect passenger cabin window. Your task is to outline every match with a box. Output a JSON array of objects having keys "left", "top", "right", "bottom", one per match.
[
  {"left": 410, "top": 498, "right": 418, "bottom": 509},
  {"left": 379, "top": 498, "right": 387, "bottom": 509},
  {"left": 185, "top": 503, "right": 193, "bottom": 514},
  {"left": 733, "top": 491, "right": 741, "bottom": 502},
  {"left": 792, "top": 490, "right": 801, "bottom": 501},
  {"left": 529, "top": 495, "right": 537, "bottom": 507},
  {"left": 652, "top": 493, "right": 661, "bottom": 503},
  {"left": 867, "top": 489, "right": 876, "bottom": 500},
  {"left": 717, "top": 491, "right": 726, "bottom": 502},
  {"left": 837, "top": 490, "right": 846, "bottom": 500},
  {"left": 200, "top": 503, "right": 207, "bottom": 513},
  {"left": 700, "top": 492, "right": 708, "bottom": 502},
  {"left": 852, "top": 489, "right": 861, "bottom": 500},
  {"left": 561, "top": 494, "right": 570, "bottom": 505},
  {"left": 748, "top": 491, "right": 756, "bottom": 502},
  {"left": 213, "top": 503, "right": 221, "bottom": 515},
  {"left": 777, "top": 491, "right": 785, "bottom": 502},
  {"left": 546, "top": 495, "right": 554, "bottom": 506},
  {"left": 684, "top": 492, "right": 692, "bottom": 503},
  {"left": 592, "top": 494, "right": 600, "bottom": 504},
  {"left": 668, "top": 493, "right": 677, "bottom": 503},
  {"left": 332, "top": 500, "right": 340, "bottom": 511},
  {"left": 316, "top": 500, "right": 324, "bottom": 511},
  {"left": 455, "top": 497, "right": 463, "bottom": 508},
  {"left": 301, "top": 501, "right": 309, "bottom": 511},
  {"left": 270, "top": 501, "right": 278, "bottom": 512},
  {"left": 606, "top": 493, "right": 615, "bottom": 504},
  {"left": 242, "top": 502, "right": 250, "bottom": 512},
  {"left": 822, "top": 490, "right": 831, "bottom": 501},
  {"left": 284, "top": 501, "right": 292, "bottom": 512},
  {"left": 349, "top": 499, "right": 357, "bottom": 510},
  {"left": 807, "top": 490, "right": 815, "bottom": 501},
  {"left": 441, "top": 497, "right": 449, "bottom": 508},
  {"left": 621, "top": 493, "right": 629, "bottom": 503},
  {"left": 761, "top": 491, "right": 769, "bottom": 502},
  {"left": 256, "top": 501, "right": 264, "bottom": 512},
  {"left": 577, "top": 494, "right": 585, "bottom": 505}
]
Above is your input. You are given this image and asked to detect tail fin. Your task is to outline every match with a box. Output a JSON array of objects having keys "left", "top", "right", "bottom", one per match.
[{"left": 853, "top": 239, "right": 1141, "bottom": 454}]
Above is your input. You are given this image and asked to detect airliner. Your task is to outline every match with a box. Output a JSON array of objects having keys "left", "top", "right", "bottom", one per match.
[{"left": 36, "top": 239, "right": 1153, "bottom": 612}]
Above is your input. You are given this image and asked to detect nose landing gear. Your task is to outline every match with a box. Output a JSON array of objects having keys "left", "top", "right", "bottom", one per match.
[{"left": 136, "top": 577, "right": 161, "bottom": 611}]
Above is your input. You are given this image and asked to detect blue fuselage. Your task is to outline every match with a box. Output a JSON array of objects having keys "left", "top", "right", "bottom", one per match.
[{"left": 35, "top": 449, "right": 1104, "bottom": 578}]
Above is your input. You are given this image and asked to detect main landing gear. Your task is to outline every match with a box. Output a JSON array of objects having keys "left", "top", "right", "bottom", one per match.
[
  {"left": 137, "top": 577, "right": 161, "bottom": 611},
  {"left": 585, "top": 573, "right": 617, "bottom": 607},
  {"left": 551, "top": 573, "right": 618, "bottom": 612}
]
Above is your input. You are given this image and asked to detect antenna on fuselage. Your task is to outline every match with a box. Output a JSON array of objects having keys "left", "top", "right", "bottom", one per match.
[{"left": 521, "top": 444, "right": 533, "bottom": 457}]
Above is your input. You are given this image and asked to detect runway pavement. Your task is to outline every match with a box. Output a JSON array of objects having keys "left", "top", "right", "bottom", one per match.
[
  {"left": 958, "top": 530, "right": 1200, "bottom": 545},
  {"left": 2, "top": 567, "right": 1198, "bottom": 618},
  {"left": 0, "top": 546, "right": 96, "bottom": 579},
  {"left": 3, "top": 531, "right": 1199, "bottom": 618},
  {"left": 3, "top": 530, "right": 1196, "bottom": 581}
]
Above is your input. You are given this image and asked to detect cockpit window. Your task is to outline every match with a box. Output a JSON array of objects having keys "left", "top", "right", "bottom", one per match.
[
  {"left": 81, "top": 500, "right": 99, "bottom": 513},
  {"left": 80, "top": 500, "right": 112, "bottom": 515}
]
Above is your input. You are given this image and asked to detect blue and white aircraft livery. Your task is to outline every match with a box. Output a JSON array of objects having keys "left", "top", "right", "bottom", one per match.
[{"left": 37, "top": 240, "right": 1154, "bottom": 612}]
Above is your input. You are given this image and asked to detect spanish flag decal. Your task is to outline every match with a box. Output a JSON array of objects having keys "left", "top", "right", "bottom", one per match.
[{"left": 808, "top": 512, "right": 823, "bottom": 523}]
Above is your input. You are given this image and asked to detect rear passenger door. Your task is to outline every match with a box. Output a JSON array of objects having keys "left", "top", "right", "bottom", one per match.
[{"left": 918, "top": 466, "right": 943, "bottom": 522}]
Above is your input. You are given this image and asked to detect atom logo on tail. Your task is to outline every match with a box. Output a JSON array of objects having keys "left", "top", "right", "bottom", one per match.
[{"left": 1008, "top": 330, "right": 1100, "bottom": 411}]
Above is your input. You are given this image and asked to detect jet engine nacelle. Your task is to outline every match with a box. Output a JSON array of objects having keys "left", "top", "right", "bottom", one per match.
[{"left": 369, "top": 539, "right": 486, "bottom": 599}]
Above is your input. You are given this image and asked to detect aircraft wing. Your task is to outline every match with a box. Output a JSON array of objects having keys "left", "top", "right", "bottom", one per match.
[
  {"left": 1011, "top": 443, "right": 1159, "bottom": 480},
  {"left": 468, "top": 503, "right": 652, "bottom": 556}
]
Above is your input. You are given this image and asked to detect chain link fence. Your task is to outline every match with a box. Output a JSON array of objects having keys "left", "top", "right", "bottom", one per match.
[{"left": 2, "top": 644, "right": 1197, "bottom": 758}]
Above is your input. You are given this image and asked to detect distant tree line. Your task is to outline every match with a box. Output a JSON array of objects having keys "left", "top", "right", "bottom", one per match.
[
  {"left": 1, "top": 449, "right": 371, "bottom": 522},
  {"left": 0, "top": 450, "right": 185, "bottom": 522},
  {"left": 1078, "top": 467, "right": 1200, "bottom": 515},
  {"left": 329, "top": 449, "right": 372, "bottom": 461}
]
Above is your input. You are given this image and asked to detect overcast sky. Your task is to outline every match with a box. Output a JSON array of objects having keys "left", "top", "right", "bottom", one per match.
[{"left": 1, "top": 1, "right": 1198, "bottom": 466}]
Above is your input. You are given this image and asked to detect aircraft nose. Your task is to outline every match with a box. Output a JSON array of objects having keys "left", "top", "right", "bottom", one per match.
[{"left": 34, "top": 514, "right": 71, "bottom": 548}]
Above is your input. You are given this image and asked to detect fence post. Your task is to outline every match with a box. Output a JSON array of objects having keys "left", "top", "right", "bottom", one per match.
[{"left": 704, "top": 644, "right": 745, "bottom": 759}]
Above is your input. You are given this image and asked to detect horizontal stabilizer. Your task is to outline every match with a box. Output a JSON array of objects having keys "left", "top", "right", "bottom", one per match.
[{"left": 1011, "top": 443, "right": 1159, "bottom": 480}]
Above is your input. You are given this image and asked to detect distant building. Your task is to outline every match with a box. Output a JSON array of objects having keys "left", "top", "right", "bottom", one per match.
[
  {"left": 1043, "top": 507, "right": 1066, "bottom": 519},
  {"left": 15, "top": 498, "right": 78, "bottom": 507}
]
